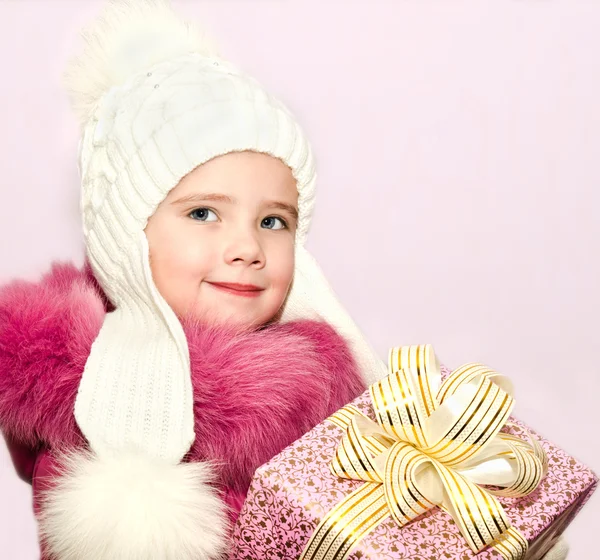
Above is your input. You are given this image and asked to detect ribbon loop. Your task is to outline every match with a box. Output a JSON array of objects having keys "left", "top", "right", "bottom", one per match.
[
  {"left": 382, "top": 442, "right": 434, "bottom": 527},
  {"left": 424, "top": 376, "right": 515, "bottom": 467},
  {"left": 388, "top": 344, "right": 440, "bottom": 418},
  {"left": 370, "top": 368, "right": 429, "bottom": 448}
]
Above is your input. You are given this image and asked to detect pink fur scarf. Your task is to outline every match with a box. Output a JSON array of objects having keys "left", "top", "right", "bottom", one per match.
[{"left": 0, "top": 262, "right": 366, "bottom": 497}]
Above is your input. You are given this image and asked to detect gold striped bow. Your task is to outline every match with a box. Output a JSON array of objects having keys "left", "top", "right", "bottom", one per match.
[{"left": 300, "top": 344, "right": 548, "bottom": 560}]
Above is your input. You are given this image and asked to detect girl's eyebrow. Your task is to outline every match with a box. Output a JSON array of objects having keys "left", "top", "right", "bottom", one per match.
[{"left": 170, "top": 192, "right": 298, "bottom": 221}]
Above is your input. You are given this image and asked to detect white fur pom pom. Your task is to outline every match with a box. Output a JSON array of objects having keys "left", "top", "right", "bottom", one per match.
[
  {"left": 64, "top": 0, "right": 220, "bottom": 128},
  {"left": 38, "top": 449, "right": 229, "bottom": 560}
]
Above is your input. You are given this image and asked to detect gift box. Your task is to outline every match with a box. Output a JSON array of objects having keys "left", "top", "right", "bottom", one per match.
[{"left": 230, "top": 345, "right": 597, "bottom": 560}]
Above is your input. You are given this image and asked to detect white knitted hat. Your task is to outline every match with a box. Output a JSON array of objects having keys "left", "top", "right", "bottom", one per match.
[{"left": 66, "top": 0, "right": 387, "bottom": 465}]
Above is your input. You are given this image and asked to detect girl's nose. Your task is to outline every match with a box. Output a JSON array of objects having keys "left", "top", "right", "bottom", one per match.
[{"left": 223, "top": 230, "right": 266, "bottom": 268}]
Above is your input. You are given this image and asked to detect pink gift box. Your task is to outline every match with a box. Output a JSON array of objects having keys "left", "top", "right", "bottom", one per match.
[{"left": 230, "top": 390, "right": 597, "bottom": 559}]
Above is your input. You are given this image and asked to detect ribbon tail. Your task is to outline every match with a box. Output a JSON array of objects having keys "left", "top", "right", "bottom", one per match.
[{"left": 299, "top": 483, "right": 389, "bottom": 560}]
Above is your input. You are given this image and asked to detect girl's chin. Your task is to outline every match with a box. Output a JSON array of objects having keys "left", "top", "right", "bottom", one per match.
[{"left": 179, "top": 306, "right": 270, "bottom": 332}]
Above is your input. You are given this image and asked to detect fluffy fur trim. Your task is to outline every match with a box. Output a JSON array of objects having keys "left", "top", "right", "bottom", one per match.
[
  {"left": 0, "top": 263, "right": 105, "bottom": 449},
  {"left": 184, "top": 314, "right": 365, "bottom": 493},
  {"left": 0, "top": 261, "right": 366, "bottom": 497},
  {"left": 64, "top": 0, "right": 221, "bottom": 127},
  {"left": 38, "top": 449, "right": 228, "bottom": 560}
]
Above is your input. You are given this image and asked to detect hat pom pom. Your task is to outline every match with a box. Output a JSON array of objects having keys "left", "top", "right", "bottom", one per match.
[{"left": 63, "top": 0, "right": 221, "bottom": 128}]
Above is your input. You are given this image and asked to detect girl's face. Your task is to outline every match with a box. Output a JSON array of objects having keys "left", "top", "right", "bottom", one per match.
[{"left": 144, "top": 150, "right": 299, "bottom": 330}]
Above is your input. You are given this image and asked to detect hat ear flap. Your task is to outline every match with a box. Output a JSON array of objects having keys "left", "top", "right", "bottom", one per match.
[{"left": 281, "top": 245, "right": 387, "bottom": 387}]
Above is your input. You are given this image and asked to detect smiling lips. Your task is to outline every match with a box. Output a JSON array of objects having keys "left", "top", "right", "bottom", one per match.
[{"left": 207, "top": 282, "right": 264, "bottom": 298}]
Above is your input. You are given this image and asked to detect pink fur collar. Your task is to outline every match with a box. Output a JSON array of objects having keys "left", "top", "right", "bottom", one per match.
[{"left": 0, "top": 262, "right": 365, "bottom": 492}]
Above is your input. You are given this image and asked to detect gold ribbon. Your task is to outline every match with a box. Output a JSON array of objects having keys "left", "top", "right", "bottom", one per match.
[{"left": 300, "top": 344, "right": 548, "bottom": 560}]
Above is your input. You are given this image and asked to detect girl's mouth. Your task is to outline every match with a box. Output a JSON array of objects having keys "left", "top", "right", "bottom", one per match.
[{"left": 207, "top": 282, "right": 264, "bottom": 298}]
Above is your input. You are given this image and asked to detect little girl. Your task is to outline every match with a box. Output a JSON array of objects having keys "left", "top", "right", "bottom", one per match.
[
  {"left": 0, "top": 1, "right": 385, "bottom": 558},
  {"left": 0, "top": 1, "right": 568, "bottom": 559}
]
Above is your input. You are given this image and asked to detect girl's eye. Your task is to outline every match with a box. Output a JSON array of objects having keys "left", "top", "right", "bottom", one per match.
[
  {"left": 261, "top": 216, "right": 287, "bottom": 230},
  {"left": 189, "top": 207, "right": 218, "bottom": 222}
]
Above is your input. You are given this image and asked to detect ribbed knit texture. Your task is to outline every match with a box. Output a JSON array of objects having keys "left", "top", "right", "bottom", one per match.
[{"left": 74, "top": 233, "right": 196, "bottom": 462}]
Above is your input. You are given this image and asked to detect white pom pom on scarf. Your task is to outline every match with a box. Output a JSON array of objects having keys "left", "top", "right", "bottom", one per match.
[{"left": 37, "top": 449, "right": 229, "bottom": 560}]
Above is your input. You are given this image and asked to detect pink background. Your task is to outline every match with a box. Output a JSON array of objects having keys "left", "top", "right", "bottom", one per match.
[{"left": 0, "top": 0, "right": 597, "bottom": 557}]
